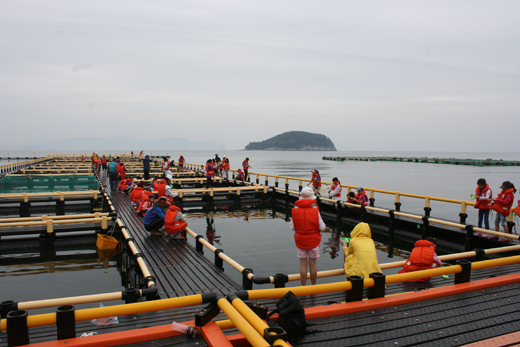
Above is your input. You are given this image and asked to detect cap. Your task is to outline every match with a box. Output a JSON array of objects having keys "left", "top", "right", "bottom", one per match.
[
  {"left": 158, "top": 196, "right": 168, "bottom": 202},
  {"left": 145, "top": 155, "right": 149, "bottom": 157},
  {"left": 500, "top": 181, "right": 510, "bottom": 189},
  {"left": 300, "top": 186, "right": 316, "bottom": 200},
  {"left": 357, "top": 187, "right": 363, "bottom": 192}
]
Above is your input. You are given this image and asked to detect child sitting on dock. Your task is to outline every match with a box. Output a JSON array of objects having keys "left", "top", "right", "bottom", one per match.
[
  {"left": 340, "top": 222, "right": 381, "bottom": 279},
  {"left": 164, "top": 205, "right": 188, "bottom": 239},
  {"left": 130, "top": 182, "right": 145, "bottom": 206},
  {"left": 137, "top": 191, "right": 154, "bottom": 216},
  {"left": 398, "top": 237, "right": 442, "bottom": 282}
]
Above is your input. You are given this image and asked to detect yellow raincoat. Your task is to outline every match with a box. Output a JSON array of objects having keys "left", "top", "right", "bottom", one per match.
[{"left": 343, "top": 222, "right": 382, "bottom": 279}]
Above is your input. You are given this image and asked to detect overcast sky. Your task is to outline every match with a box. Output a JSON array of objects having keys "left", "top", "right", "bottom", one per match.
[{"left": 1, "top": 1, "right": 519, "bottom": 152}]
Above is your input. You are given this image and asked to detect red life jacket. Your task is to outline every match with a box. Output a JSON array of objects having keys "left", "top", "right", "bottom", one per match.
[
  {"left": 242, "top": 160, "right": 249, "bottom": 170},
  {"left": 164, "top": 206, "right": 188, "bottom": 234},
  {"left": 179, "top": 157, "right": 185, "bottom": 165},
  {"left": 292, "top": 199, "right": 322, "bottom": 249},
  {"left": 492, "top": 188, "right": 515, "bottom": 216},
  {"left": 224, "top": 162, "right": 230, "bottom": 170},
  {"left": 237, "top": 171, "right": 244, "bottom": 179},
  {"left": 156, "top": 183, "right": 166, "bottom": 197},
  {"left": 162, "top": 161, "right": 170, "bottom": 171},
  {"left": 331, "top": 181, "right": 342, "bottom": 198},
  {"left": 102, "top": 157, "right": 107, "bottom": 164},
  {"left": 355, "top": 191, "right": 368, "bottom": 205},
  {"left": 312, "top": 173, "right": 321, "bottom": 187},
  {"left": 137, "top": 194, "right": 151, "bottom": 212},
  {"left": 205, "top": 164, "right": 214, "bottom": 177},
  {"left": 399, "top": 240, "right": 438, "bottom": 281},
  {"left": 130, "top": 187, "right": 144, "bottom": 203},
  {"left": 474, "top": 184, "right": 492, "bottom": 210}
]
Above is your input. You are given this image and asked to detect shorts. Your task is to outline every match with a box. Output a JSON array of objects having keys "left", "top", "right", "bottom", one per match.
[
  {"left": 297, "top": 245, "right": 320, "bottom": 259},
  {"left": 495, "top": 213, "right": 507, "bottom": 227}
]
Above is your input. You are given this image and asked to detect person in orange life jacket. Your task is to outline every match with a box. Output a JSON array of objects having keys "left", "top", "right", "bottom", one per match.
[
  {"left": 162, "top": 157, "right": 171, "bottom": 177},
  {"left": 242, "top": 158, "right": 250, "bottom": 181},
  {"left": 119, "top": 162, "right": 127, "bottom": 181},
  {"left": 137, "top": 192, "right": 154, "bottom": 216},
  {"left": 156, "top": 175, "right": 179, "bottom": 203},
  {"left": 101, "top": 155, "right": 107, "bottom": 172},
  {"left": 290, "top": 187, "right": 326, "bottom": 286},
  {"left": 474, "top": 178, "right": 492, "bottom": 236},
  {"left": 178, "top": 155, "right": 185, "bottom": 172},
  {"left": 398, "top": 237, "right": 442, "bottom": 281},
  {"left": 353, "top": 187, "right": 368, "bottom": 205},
  {"left": 328, "top": 177, "right": 342, "bottom": 201},
  {"left": 222, "top": 157, "right": 230, "bottom": 179},
  {"left": 307, "top": 170, "right": 322, "bottom": 196},
  {"left": 81, "top": 155, "right": 85, "bottom": 162},
  {"left": 205, "top": 159, "right": 215, "bottom": 189},
  {"left": 491, "top": 181, "right": 516, "bottom": 240},
  {"left": 164, "top": 205, "right": 188, "bottom": 239},
  {"left": 130, "top": 182, "right": 145, "bottom": 206},
  {"left": 94, "top": 159, "right": 101, "bottom": 173},
  {"left": 346, "top": 192, "right": 356, "bottom": 203},
  {"left": 236, "top": 169, "right": 245, "bottom": 181},
  {"left": 143, "top": 196, "right": 169, "bottom": 235},
  {"left": 119, "top": 178, "right": 133, "bottom": 193}
]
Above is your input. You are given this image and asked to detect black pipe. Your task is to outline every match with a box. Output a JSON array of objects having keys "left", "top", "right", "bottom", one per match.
[{"left": 56, "top": 305, "right": 76, "bottom": 340}]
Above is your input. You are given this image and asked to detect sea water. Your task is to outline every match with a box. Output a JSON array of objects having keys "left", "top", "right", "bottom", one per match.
[{"left": 1, "top": 150, "right": 519, "bottom": 303}]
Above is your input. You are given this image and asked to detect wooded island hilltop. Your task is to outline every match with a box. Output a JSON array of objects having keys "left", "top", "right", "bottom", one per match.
[{"left": 245, "top": 131, "right": 337, "bottom": 151}]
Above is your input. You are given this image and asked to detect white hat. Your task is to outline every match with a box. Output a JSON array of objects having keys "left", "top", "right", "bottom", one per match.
[
  {"left": 165, "top": 175, "right": 173, "bottom": 181},
  {"left": 300, "top": 187, "right": 316, "bottom": 200}
]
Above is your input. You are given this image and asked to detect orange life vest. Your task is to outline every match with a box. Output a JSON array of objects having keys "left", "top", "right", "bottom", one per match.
[
  {"left": 492, "top": 188, "right": 515, "bottom": 216},
  {"left": 474, "top": 184, "right": 492, "bottom": 210},
  {"left": 292, "top": 199, "right": 322, "bottom": 249},
  {"left": 179, "top": 157, "right": 185, "bottom": 165},
  {"left": 311, "top": 173, "right": 321, "bottom": 187},
  {"left": 156, "top": 183, "right": 166, "bottom": 197},
  {"left": 399, "top": 239, "right": 438, "bottom": 281},
  {"left": 164, "top": 206, "right": 188, "bottom": 234},
  {"left": 205, "top": 163, "right": 214, "bottom": 177},
  {"left": 130, "top": 187, "right": 144, "bottom": 203},
  {"left": 242, "top": 160, "right": 249, "bottom": 169},
  {"left": 355, "top": 191, "right": 368, "bottom": 205},
  {"left": 162, "top": 161, "right": 170, "bottom": 171},
  {"left": 331, "top": 181, "right": 342, "bottom": 198}
]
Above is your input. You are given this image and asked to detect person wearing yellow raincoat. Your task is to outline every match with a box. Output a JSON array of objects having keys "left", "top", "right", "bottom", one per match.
[{"left": 340, "top": 222, "right": 382, "bottom": 279}]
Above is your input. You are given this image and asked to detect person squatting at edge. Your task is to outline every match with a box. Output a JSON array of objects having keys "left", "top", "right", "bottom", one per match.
[
  {"left": 290, "top": 187, "right": 326, "bottom": 286},
  {"left": 398, "top": 237, "right": 442, "bottom": 282},
  {"left": 143, "top": 196, "right": 169, "bottom": 235},
  {"left": 340, "top": 222, "right": 382, "bottom": 279}
]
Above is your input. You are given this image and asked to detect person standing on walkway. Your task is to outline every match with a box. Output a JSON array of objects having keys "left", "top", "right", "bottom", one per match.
[
  {"left": 108, "top": 158, "right": 118, "bottom": 191},
  {"left": 178, "top": 155, "right": 185, "bottom": 172},
  {"left": 242, "top": 158, "right": 250, "bottom": 181},
  {"left": 329, "top": 177, "right": 342, "bottom": 201},
  {"left": 205, "top": 159, "right": 215, "bottom": 189},
  {"left": 307, "top": 170, "right": 322, "bottom": 196},
  {"left": 143, "top": 155, "right": 151, "bottom": 180},
  {"left": 491, "top": 181, "right": 516, "bottom": 240},
  {"left": 290, "top": 187, "right": 326, "bottom": 286},
  {"left": 474, "top": 178, "right": 492, "bottom": 236}
]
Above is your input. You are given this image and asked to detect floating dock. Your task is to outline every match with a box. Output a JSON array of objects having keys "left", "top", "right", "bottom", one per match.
[
  {"left": 322, "top": 156, "right": 520, "bottom": 166},
  {"left": 1, "top": 155, "right": 520, "bottom": 347}
]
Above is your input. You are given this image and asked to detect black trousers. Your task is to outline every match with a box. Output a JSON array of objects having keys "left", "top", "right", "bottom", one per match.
[
  {"left": 144, "top": 217, "right": 164, "bottom": 231},
  {"left": 144, "top": 169, "right": 150, "bottom": 180}
]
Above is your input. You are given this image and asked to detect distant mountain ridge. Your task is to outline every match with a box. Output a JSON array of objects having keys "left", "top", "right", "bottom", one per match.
[
  {"left": 21, "top": 137, "right": 220, "bottom": 151},
  {"left": 245, "top": 131, "right": 337, "bottom": 151}
]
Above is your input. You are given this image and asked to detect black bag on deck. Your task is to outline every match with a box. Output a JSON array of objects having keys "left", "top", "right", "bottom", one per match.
[{"left": 267, "top": 291, "right": 307, "bottom": 340}]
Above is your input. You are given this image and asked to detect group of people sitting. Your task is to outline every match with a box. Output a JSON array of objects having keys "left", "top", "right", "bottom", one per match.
[{"left": 115, "top": 173, "right": 188, "bottom": 238}]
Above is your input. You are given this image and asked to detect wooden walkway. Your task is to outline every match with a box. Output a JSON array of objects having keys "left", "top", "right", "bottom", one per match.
[{"left": 106, "top": 177, "right": 241, "bottom": 298}]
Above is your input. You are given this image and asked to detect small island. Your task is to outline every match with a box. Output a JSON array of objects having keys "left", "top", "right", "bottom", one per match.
[{"left": 245, "top": 131, "right": 337, "bottom": 151}]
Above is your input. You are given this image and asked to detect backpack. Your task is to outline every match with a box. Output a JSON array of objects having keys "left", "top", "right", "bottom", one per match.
[{"left": 267, "top": 291, "right": 307, "bottom": 340}]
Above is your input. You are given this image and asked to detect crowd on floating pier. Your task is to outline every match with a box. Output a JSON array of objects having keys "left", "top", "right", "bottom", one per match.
[{"left": 201, "top": 154, "right": 249, "bottom": 189}]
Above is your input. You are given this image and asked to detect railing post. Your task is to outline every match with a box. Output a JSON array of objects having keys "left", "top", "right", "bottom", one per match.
[
  {"left": 298, "top": 179, "right": 303, "bottom": 193},
  {"left": 368, "top": 272, "right": 385, "bottom": 299},
  {"left": 1, "top": 300, "right": 17, "bottom": 319},
  {"left": 56, "top": 305, "right": 76, "bottom": 340},
  {"left": 369, "top": 189, "right": 375, "bottom": 207},
  {"left": 421, "top": 216, "right": 429, "bottom": 239},
  {"left": 454, "top": 259, "right": 471, "bottom": 284},
  {"left": 388, "top": 210, "right": 395, "bottom": 239},
  {"left": 459, "top": 201, "right": 468, "bottom": 224},
  {"left": 273, "top": 273, "right": 288, "bottom": 288},
  {"left": 242, "top": 268, "right": 253, "bottom": 290},
  {"left": 394, "top": 192, "right": 401, "bottom": 212},
  {"left": 214, "top": 249, "right": 224, "bottom": 270},
  {"left": 195, "top": 235, "right": 204, "bottom": 253},
  {"left": 346, "top": 275, "right": 364, "bottom": 302},
  {"left": 7, "top": 310, "right": 29, "bottom": 347},
  {"left": 424, "top": 196, "right": 431, "bottom": 217},
  {"left": 464, "top": 225, "right": 474, "bottom": 251}
]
